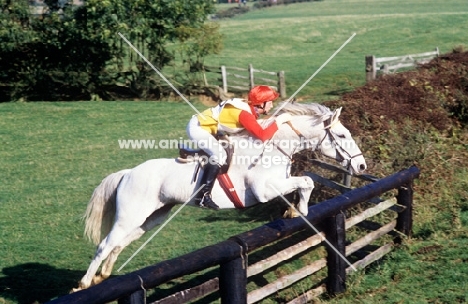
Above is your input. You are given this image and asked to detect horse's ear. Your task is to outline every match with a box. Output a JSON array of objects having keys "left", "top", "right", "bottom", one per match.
[{"left": 332, "top": 107, "right": 342, "bottom": 122}]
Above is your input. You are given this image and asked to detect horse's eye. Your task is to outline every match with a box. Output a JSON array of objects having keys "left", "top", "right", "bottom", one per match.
[{"left": 336, "top": 134, "right": 346, "bottom": 139}]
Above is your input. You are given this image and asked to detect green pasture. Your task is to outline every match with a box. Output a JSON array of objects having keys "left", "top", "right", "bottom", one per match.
[
  {"left": 206, "top": 0, "right": 468, "bottom": 100},
  {"left": 1, "top": 0, "right": 468, "bottom": 303},
  {"left": 1, "top": 103, "right": 467, "bottom": 303},
  {"left": 0, "top": 101, "right": 284, "bottom": 303}
]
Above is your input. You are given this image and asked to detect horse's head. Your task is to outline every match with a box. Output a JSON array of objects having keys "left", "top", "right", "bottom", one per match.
[
  {"left": 266, "top": 102, "right": 367, "bottom": 175},
  {"left": 317, "top": 107, "right": 367, "bottom": 175}
]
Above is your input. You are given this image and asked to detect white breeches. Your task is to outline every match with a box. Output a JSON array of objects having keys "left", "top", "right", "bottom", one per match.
[{"left": 186, "top": 116, "right": 227, "bottom": 166}]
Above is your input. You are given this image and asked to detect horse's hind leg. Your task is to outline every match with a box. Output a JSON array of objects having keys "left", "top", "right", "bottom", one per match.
[
  {"left": 74, "top": 223, "right": 132, "bottom": 291},
  {"left": 97, "top": 204, "right": 175, "bottom": 284},
  {"left": 94, "top": 227, "right": 145, "bottom": 285},
  {"left": 75, "top": 204, "right": 174, "bottom": 291}
]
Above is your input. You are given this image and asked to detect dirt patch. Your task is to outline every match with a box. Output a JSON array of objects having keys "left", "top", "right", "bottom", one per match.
[
  {"left": 325, "top": 51, "right": 468, "bottom": 136},
  {"left": 291, "top": 50, "right": 468, "bottom": 204}
]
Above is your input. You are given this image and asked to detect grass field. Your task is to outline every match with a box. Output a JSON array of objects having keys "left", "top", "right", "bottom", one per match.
[
  {"left": 1, "top": 0, "right": 468, "bottom": 303},
  {"left": 1, "top": 102, "right": 467, "bottom": 304},
  {"left": 0, "top": 101, "right": 285, "bottom": 303},
  {"left": 206, "top": 0, "right": 468, "bottom": 100}
]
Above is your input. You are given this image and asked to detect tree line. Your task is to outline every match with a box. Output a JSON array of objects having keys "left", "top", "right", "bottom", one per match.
[{"left": 0, "top": 0, "right": 222, "bottom": 101}]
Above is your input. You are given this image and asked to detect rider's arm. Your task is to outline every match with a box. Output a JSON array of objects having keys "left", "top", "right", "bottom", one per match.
[{"left": 238, "top": 110, "right": 278, "bottom": 142}]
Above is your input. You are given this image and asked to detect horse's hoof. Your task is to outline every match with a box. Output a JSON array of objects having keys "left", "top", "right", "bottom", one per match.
[
  {"left": 283, "top": 207, "right": 300, "bottom": 219},
  {"left": 70, "top": 287, "right": 82, "bottom": 293},
  {"left": 92, "top": 274, "right": 105, "bottom": 285}
]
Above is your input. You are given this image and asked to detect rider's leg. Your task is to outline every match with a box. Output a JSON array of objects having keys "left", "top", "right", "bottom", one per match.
[
  {"left": 196, "top": 134, "right": 227, "bottom": 210},
  {"left": 186, "top": 116, "right": 226, "bottom": 210},
  {"left": 197, "top": 161, "right": 221, "bottom": 210}
]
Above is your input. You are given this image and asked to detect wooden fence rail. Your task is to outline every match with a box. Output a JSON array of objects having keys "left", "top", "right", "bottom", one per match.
[
  {"left": 204, "top": 64, "right": 286, "bottom": 98},
  {"left": 366, "top": 48, "right": 439, "bottom": 82},
  {"left": 47, "top": 166, "right": 419, "bottom": 304}
]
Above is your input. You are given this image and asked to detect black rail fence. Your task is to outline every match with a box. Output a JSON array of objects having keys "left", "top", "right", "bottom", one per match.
[{"left": 47, "top": 165, "right": 420, "bottom": 304}]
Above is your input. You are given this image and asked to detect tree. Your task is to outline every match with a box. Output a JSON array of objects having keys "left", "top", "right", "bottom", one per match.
[
  {"left": 0, "top": 0, "right": 221, "bottom": 101},
  {"left": 94, "top": 0, "right": 221, "bottom": 98}
]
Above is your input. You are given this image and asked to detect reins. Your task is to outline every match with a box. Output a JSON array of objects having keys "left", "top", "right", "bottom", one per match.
[
  {"left": 286, "top": 121, "right": 305, "bottom": 138},
  {"left": 270, "top": 120, "right": 305, "bottom": 161},
  {"left": 276, "top": 116, "right": 363, "bottom": 170},
  {"left": 320, "top": 117, "right": 363, "bottom": 170}
]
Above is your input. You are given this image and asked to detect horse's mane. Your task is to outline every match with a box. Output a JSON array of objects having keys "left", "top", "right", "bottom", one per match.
[
  {"left": 278, "top": 102, "right": 332, "bottom": 124},
  {"left": 232, "top": 102, "right": 333, "bottom": 139}
]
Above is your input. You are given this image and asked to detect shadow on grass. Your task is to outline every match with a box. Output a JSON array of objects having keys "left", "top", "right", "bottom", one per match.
[
  {"left": 198, "top": 194, "right": 296, "bottom": 224},
  {"left": 325, "top": 87, "right": 354, "bottom": 97},
  {"left": 0, "top": 263, "right": 81, "bottom": 304}
]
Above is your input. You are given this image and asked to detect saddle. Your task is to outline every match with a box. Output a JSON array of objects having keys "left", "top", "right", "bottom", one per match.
[
  {"left": 177, "top": 137, "right": 244, "bottom": 208},
  {"left": 177, "top": 137, "right": 234, "bottom": 175}
]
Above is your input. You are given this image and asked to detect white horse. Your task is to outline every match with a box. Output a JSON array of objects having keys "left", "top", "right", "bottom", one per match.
[{"left": 74, "top": 102, "right": 367, "bottom": 291}]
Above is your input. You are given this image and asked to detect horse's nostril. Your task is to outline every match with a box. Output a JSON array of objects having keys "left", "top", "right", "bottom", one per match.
[{"left": 359, "top": 164, "right": 366, "bottom": 172}]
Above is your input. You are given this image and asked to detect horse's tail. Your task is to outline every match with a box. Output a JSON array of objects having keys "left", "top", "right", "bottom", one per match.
[{"left": 84, "top": 169, "right": 131, "bottom": 245}]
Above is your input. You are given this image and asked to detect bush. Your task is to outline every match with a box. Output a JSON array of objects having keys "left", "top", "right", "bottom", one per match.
[
  {"left": 322, "top": 50, "right": 468, "bottom": 237},
  {"left": 0, "top": 1, "right": 110, "bottom": 101},
  {"left": 0, "top": 0, "right": 220, "bottom": 101}
]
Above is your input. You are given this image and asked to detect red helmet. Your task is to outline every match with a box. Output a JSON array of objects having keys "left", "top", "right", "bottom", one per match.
[{"left": 248, "top": 85, "right": 279, "bottom": 106}]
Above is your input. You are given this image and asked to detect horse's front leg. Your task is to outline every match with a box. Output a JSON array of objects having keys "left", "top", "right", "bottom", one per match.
[
  {"left": 294, "top": 176, "right": 314, "bottom": 216},
  {"left": 254, "top": 176, "right": 314, "bottom": 216}
]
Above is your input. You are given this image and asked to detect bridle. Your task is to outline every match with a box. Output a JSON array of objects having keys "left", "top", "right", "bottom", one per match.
[
  {"left": 272, "top": 116, "right": 362, "bottom": 171},
  {"left": 318, "top": 117, "right": 363, "bottom": 169}
]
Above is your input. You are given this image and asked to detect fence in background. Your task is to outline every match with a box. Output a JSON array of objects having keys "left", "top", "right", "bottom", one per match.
[
  {"left": 28, "top": 0, "right": 85, "bottom": 16},
  {"left": 366, "top": 48, "right": 439, "bottom": 82},
  {"left": 204, "top": 64, "right": 286, "bottom": 98},
  {"left": 47, "top": 165, "right": 420, "bottom": 304}
]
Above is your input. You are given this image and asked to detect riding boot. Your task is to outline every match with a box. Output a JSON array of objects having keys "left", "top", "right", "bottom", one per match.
[{"left": 196, "top": 163, "right": 221, "bottom": 210}]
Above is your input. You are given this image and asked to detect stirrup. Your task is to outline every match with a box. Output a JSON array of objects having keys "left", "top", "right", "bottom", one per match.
[{"left": 199, "top": 194, "right": 220, "bottom": 210}]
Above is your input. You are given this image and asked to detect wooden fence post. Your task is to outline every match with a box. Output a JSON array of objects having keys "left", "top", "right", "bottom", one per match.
[
  {"left": 118, "top": 289, "right": 145, "bottom": 304},
  {"left": 221, "top": 65, "right": 228, "bottom": 94},
  {"left": 342, "top": 173, "right": 351, "bottom": 189},
  {"left": 219, "top": 243, "right": 247, "bottom": 304},
  {"left": 324, "top": 212, "right": 346, "bottom": 295},
  {"left": 382, "top": 64, "right": 389, "bottom": 75},
  {"left": 365, "top": 55, "right": 376, "bottom": 82},
  {"left": 395, "top": 182, "right": 413, "bottom": 244},
  {"left": 248, "top": 64, "right": 255, "bottom": 89},
  {"left": 278, "top": 71, "right": 286, "bottom": 98}
]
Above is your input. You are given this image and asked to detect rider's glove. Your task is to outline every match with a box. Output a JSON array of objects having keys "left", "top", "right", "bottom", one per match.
[{"left": 275, "top": 113, "right": 292, "bottom": 125}]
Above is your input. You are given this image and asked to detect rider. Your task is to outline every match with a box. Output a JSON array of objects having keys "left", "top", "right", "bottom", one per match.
[{"left": 186, "top": 85, "right": 292, "bottom": 210}]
